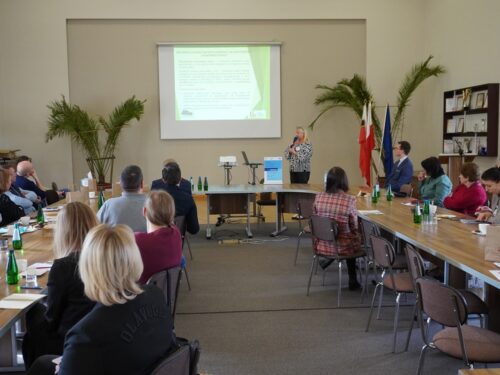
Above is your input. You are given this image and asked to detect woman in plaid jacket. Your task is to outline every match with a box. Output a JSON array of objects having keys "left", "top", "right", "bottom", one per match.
[{"left": 313, "top": 167, "right": 361, "bottom": 290}]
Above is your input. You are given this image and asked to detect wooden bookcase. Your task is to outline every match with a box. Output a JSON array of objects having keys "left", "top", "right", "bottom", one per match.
[{"left": 442, "top": 83, "right": 499, "bottom": 157}]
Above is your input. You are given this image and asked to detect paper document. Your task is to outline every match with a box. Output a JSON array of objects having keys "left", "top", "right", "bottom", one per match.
[
  {"left": 359, "top": 210, "right": 384, "bottom": 215},
  {"left": 0, "top": 293, "right": 45, "bottom": 309},
  {"left": 490, "top": 270, "right": 500, "bottom": 281},
  {"left": 494, "top": 262, "right": 500, "bottom": 268}
]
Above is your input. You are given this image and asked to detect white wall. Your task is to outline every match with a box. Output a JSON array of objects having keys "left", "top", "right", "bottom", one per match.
[
  {"left": 424, "top": 0, "right": 500, "bottom": 170},
  {"left": 0, "top": 0, "right": 427, "bottom": 187}
]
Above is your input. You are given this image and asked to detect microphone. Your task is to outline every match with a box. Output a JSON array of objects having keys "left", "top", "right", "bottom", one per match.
[{"left": 290, "top": 136, "right": 298, "bottom": 148}]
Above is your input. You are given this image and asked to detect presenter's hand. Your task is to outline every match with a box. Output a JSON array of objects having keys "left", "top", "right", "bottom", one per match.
[{"left": 288, "top": 147, "right": 296, "bottom": 155}]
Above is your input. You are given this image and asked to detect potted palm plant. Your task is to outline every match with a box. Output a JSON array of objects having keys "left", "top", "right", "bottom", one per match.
[
  {"left": 46, "top": 96, "right": 145, "bottom": 189},
  {"left": 309, "top": 55, "right": 445, "bottom": 175}
]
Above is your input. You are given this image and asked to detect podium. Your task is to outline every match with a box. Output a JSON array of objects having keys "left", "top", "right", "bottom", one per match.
[{"left": 438, "top": 154, "right": 476, "bottom": 188}]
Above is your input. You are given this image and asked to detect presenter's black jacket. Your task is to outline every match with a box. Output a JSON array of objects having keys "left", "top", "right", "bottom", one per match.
[
  {"left": 151, "top": 178, "right": 192, "bottom": 195},
  {"left": 58, "top": 285, "right": 175, "bottom": 375}
]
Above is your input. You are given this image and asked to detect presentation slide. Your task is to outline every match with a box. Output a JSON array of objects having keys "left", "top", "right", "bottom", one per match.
[
  {"left": 158, "top": 43, "right": 281, "bottom": 139},
  {"left": 174, "top": 46, "right": 270, "bottom": 121}
]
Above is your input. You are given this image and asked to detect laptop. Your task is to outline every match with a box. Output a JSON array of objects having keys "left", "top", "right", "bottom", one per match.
[{"left": 241, "top": 151, "right": 262, "bottom": 166}]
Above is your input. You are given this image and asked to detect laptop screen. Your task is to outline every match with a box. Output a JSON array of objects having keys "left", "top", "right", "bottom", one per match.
[{"left": 241, "top": 151, "right": 250, "bottom": 165}]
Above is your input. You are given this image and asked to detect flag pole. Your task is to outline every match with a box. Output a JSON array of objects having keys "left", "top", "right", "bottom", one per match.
[{"left": 377, "top": 104, "right": 388, "bottom": 175}]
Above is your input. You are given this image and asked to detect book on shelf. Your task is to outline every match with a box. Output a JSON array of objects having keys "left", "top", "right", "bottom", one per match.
[
  {"left": 443, "top": 139, "right": 454, "bottom": 154},
  {"left": 446, "top": 119, "right": 456, "bottom": 133},
  {"left": 445, "top": 98, "right": 455, "bottom": 112},
  {"left": 456, "top": 95, "right": 464, "bottom": 111}
]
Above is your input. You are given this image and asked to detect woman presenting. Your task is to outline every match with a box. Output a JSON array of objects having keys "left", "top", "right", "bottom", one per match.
[{"left": 284, "top": 126, "right": 313, "bottom": 183}]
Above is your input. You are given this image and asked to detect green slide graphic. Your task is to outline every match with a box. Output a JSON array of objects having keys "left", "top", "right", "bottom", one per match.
[{"left": 173, "top": 45, "right": 271, "bottom": 121}]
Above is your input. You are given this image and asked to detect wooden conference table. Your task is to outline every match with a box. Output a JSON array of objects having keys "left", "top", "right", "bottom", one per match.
[{"left": 0, "top": 184, "right": 499, "bottom": 369}]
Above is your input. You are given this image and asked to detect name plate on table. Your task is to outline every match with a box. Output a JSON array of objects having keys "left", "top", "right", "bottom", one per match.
[
  {"left": 485, "top": 226, "right": 500, "bottom": 262},
  {"left": 263, "top": 157, "right": 283, "bottom": 184}
]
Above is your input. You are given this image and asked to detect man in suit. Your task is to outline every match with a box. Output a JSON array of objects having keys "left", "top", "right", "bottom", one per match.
[
  {"left": 156, "top": 162, "right": 199, "bottom": 235},
  {"left": 385, "top": 140, "right": 414, "bottom": 193},
  {"left": 151, "top": 158, "right": 191, "bottom": 194}
]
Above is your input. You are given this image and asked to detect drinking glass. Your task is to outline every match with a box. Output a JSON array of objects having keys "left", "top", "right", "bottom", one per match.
[{"left": 25, "top": 267, "right": 38, "bottom": 286}]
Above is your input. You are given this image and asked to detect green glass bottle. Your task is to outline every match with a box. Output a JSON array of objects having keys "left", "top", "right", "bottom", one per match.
[
  {"left": 386, "top": 185, "right": 393, "bottom": 202},
  {"left": 12, "top": 223, "right": 22, "bottom": 250},
  {"left": 197, "top": 176, "right": 202, "bottom": 191},
  {"left": 203, "top": 177, "right": 208, "bottom": 191},
  {"left": 189, "top": 177, "right": 194, "bottom": 191},
  {"left": 97, "top": 190, "right": 106, "bottom": 210},
  {"left": 413, "top": 202, "right": 422, "bottom": 224},
  {"left": 423, "top": 199, "right": 430, "bottom": 223},
  {"left": 36, "top": 204, "right": 45, "bottom": 226},
  {"left": 371, "top": 185, "right": 379, "bottom": 204},
  {"left": 6, "top": 250, "right": 19, "bottom": 285}
]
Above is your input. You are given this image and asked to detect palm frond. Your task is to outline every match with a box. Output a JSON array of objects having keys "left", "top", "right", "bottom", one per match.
[{"left": 392, "top": 55, "right": 446, "bottom": 142}]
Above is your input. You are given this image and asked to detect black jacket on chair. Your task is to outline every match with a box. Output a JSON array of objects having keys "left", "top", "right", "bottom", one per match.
[
  {"left": 0, "top": 193, "right": 24, "bottom": 226},
  {"left": 58, "top": 284, "right": 175, "bottom": 375}
]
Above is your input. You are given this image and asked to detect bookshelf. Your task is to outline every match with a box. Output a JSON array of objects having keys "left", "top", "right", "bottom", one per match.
[{"left": 442, "top": 83, "right": 499, "bottom": 157}]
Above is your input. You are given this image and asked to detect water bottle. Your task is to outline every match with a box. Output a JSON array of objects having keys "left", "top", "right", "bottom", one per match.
[
  {"left": 375, "top": 181, "right": 380, "bottom": 198},
  {"left": 203, "top": 177, "right": 209, "bottom": 191},
  {"left": 189, "top": 177, "right": 194, "bottom": 191},
  {"left": 6, "top": 250, "right": 19, "bottom": 285},
  {"left": 197, "top": 176, "right": 202, "bottom": 191},
  {"left": 386, "top": 185, "right": 393, "bottom": 202},
  {"left": 12, "top": 223, "right": 22, "bottom": 250},
  {"left": 423, "top": 199, "right": 430, "bottom": 224},
  {"left": 413, "top": 202, "right": 422, "bottom": 224},
  {"left": 371, "top": 185, "right": 379, "bottom": 204},
  {"left": 36, "top": 205, "right": 45, "bottom": 226}
]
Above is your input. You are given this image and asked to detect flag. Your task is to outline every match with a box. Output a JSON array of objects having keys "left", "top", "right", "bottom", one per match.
[
  {"left": 382, "top": 104, "right": 393, "bottom": 176},
  {"left": 358, "top": 103, "right": 373, "bottom": 186}
]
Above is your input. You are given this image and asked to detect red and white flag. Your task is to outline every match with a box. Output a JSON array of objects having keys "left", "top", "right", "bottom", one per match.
[{"left": 358, "top": 102, "right": 375, "bottom": 186}]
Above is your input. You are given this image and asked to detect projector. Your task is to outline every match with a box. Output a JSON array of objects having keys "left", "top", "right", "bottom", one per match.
[{"left": 219, "top": 156, "right": 237, "bottom": 165}]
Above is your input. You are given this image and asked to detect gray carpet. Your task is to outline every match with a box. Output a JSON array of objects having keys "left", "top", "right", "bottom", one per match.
[{"left": 174, "top": 223, "right": 494, "bottom": 375}]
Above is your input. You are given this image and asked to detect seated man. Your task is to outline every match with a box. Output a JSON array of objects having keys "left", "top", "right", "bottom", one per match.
[
  {"left": 157, "top": 162, "right": 199, "bottom": 235},
  {"left": 151, "top": 158, "right": 191, "bottom": 194},
  {"left": 14, "top": 161, "right": 47, "bottom": 202},
  {"left": 97, "top": 165, "right": 147, "bottom": 232},
  {"left": 4, "top": 165, "right": 37, "bottom": 215},
  {"left": 385, "top": 140, "right": 414, "bottom": 193}
]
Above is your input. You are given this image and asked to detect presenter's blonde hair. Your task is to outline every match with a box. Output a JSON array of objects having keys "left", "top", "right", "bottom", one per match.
[
  {"left": 144, "top": 191, "right": 175, "bottom": 227},
  {"left": 79, "top": 224, "right": 144, "bottom": 306},
  {"left": 53, "top": 202, "right": 98, "bottom": 259},
  {"left": 296, "top": 126, "right": 310, "bottom": 143}
]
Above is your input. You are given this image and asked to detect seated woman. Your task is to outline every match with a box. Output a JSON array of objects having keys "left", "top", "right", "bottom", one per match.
[
  {"left": 443, "top": 162, "right": 487, "bottom": 215},
  {"left": 28, "top": 224, "right": 175, "bottom": 375},
  {"left": 417, "top": 157, "right": 452, "bottom": 207},
  {"left": 22, "top": 202, "right": 97, "bottom": 369},
  {"left": 135, "top": 190, "right": 183, "bottom": 283},
  {"left": 477, "top": 166, "right": 500, "bottom": 223},
  {"left": 0, "top": 168, "right": 24, "bottom": 226},
  {"left": 313, "top": 167, "right": 362, "bottom": 290}
]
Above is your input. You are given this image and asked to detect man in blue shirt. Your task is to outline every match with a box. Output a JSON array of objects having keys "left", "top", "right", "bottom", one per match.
[
  {"left": 14, "top": 161, "right": 47, "bottom": 202},
  {"left": 385, "top": 141, "right": 414, "bottom": 193}
]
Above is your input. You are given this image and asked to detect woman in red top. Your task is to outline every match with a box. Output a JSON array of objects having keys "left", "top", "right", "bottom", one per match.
[
  {"left": 313, "top": 167, "right": 361, "bottom": 290},
  {"left": 443, "top": 162, "right": 487, "bottom": 215},
  {"left": 135, "top": 191, "right": 182, "bottom": 284}
]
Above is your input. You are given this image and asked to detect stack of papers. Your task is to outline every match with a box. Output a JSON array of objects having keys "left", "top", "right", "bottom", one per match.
[
  {"left": 490, "top": 270, "right": 500, "bottom": 281},
  {"left": 359, "top": 210, "right": 384, "bottom": 215},
  {"left": 0, "top": 293, "right": 45, "bottom": 309}
]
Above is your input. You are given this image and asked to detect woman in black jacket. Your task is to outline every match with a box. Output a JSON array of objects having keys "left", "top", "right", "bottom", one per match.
[
  {"left": 28, "top": 224, "right": 175, "bottom": 375},
  {"left": 22, "top": 202, "right": 97, "bottom": 368},
  {"left": 0, "top": 168, "right": 24, "bottom": 226}
]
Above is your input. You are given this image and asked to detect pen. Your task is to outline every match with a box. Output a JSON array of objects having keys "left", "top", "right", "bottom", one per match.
[{"left": 20, "top": 286, "right": 42, "bottom": 290}]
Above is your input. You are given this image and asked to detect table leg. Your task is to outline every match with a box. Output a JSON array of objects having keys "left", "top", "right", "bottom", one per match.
[
  {"left": 206, "top": 195, "right": 212, "bottom": 239},
  {"left": 246, "top": 194, "right": 253, "bottom": 238},
  {"left": 271, "top": 193, "right": 287, "bottom": 237},
  {"left": 0, "top": 326, "right": 24, "bottom": 372}
]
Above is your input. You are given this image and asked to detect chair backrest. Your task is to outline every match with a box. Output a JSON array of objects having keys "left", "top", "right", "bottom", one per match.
[
  {"left": 297, "top": 199, "right": 314, "bottom": 219},
  {"left": 150, "top": 345, "right": 190, "bottom": 375},
  {"left": 404, "top": 244, "right": 425, "bottom": 290},
  {"left": 310, "top": 215, "right": 338, "bottom": 242},
  {"left": 416, "top": 277, "right": 468, "bottom": 327},
  {"left": 359, "top": 219, "right": 381, "bottom": 249},
  {"left": 147, "top": 266, "right": 182, "bottom": 319},
  {"left": 400, "top": 184, "right": 413, "bottom": 198},
  {"left": 369, "top": 234, "right": 395, "bottom": 268}
]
